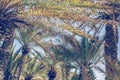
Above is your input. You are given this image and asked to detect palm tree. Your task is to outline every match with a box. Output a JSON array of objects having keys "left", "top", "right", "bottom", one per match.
[
  {"left": 98, "top": 2, "right": 120, "bottom": 79},
  {"left": 0, "top": 0, "right": 33, "bottom": 79},
  {"left": 14, "top": 45, "right": 30, "bottom": 80},
  {"left": 4, "top": 29, "right": 36, "bottom": 80},
  {"left": 33, "top": 47, "right": 62, "bottom": 80},
  {"left": 48, "top": 65, "right": 56, "bottom": 80},
  {"left": 23, "top": 56, "right": 45, "bottom": 80},
  {"left": 105, "top": 23, "right": 118, "bottom": 80},
  {"left": 3, "top": 44, "right": 29, "bottom": 80},
  {"left": 12, "top": 29, "right": 34, "bottom": 80},
  {"left": 14, "top": 29, "right": 56, "bottom": 80},
  {"left": 53, "top": 36, "right": 103, "bottom": 80},
  {"left": 2, "top": 45, "right": 45, "bottom": 80},
  {"left": 18, "top": 0, "right": 120, "bottom": 79},
  {"left": 3, "top": 43, "right": 46, "bottom": 80}
]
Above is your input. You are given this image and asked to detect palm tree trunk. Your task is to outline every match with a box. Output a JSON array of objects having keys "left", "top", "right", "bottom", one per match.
[
  {"left": 105, "top": 23, "right": 118, "bottom": 80},
  {"left": 62, "top": 63, "right": 68, "bottom": 80},
  {"left": 80, "top": 66, "right": 92, "bottom": 80},
  {"left": 61, "top": 63, "right": 65, "bottom": 80},
  {"left": 0, "top": 28, "right": 15, "bottom": 80}
]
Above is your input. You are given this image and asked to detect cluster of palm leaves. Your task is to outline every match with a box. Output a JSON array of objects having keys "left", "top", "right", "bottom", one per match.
[
  {"left": 52, "top": 36, "right": 103, "bottom": 80},
  {"left": 0, "top": 0, "right": 120, "bottom": 80}
]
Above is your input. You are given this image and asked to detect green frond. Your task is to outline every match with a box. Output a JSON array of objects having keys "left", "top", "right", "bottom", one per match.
[{"left": 23, "top": 56, "right": 46, "bottom": 78}]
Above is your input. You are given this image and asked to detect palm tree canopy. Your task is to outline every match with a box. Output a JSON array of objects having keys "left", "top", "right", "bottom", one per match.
[{"left": 53, "top": 36, "right": 103, "bottom": 66}]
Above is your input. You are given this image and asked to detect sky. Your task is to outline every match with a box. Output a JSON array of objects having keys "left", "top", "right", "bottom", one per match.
[{"left": 117, "top": 27, "right": 120, "bottom": 61}]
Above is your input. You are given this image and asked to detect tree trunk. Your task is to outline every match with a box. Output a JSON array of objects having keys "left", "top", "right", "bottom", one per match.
[
  {"left": 105, "top": 23, "right": 118, "bottom": 80},
  {"left": 0, "top": 28, "right": 15, "bottom": 80},
  {"left": 80, "top": 65, "right": 92, "bottom": 80},
  {"left": 61, "top": 63, "right": 65, "bottom": 80}
]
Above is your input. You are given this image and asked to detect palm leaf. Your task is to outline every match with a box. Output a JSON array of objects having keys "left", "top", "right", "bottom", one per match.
[{"left": 32, "top": 48, "right": 44, "bottom": 59}]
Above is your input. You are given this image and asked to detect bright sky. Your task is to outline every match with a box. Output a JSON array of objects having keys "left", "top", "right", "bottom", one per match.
[{"left": 117, "top": 27, "right": 120, "bottom": 61}]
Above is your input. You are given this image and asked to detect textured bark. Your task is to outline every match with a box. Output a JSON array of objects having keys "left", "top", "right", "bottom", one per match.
[
  {"left": 105, "top": 23, "right": 118, "bottom": 80},
  {"left": 61, "top": 63, "right": 66, "bottom": 80},
  {"left": 80, "top": 66, "right": 92, "bottom": 80}
]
